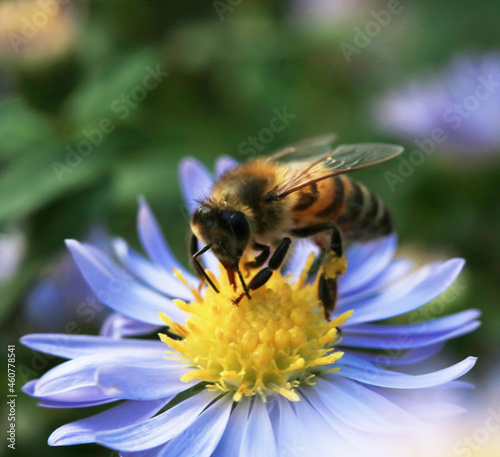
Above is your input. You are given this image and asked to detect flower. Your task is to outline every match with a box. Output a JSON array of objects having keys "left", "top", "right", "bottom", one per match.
[
  {"left": 374, "top": 53, "right": 500, "bottom": 157},
  {"left": 21, "top": 156, "right": 479, "bottom": 456}
]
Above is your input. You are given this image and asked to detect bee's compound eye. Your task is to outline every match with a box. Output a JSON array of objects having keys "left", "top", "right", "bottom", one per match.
[{"left": 220, "top": 211, "right": 250, "bottom": 242}]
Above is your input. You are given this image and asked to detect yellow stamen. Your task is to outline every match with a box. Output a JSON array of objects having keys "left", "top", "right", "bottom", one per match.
[
  {"left": 173, "top": 269, "right": 203, "bottom": 303},
  {"left": 160, "top": 259, "right": 352, "bottom": 401}
]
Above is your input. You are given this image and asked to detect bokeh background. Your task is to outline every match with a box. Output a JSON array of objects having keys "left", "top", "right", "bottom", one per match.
[{"left": 1, "top": 1, "right": 499, "bottom": 456}]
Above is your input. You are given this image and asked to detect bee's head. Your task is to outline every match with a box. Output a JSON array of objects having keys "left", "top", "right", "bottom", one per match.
[{"left": 191, "top": 203, "right": 251, "bottom": 267}]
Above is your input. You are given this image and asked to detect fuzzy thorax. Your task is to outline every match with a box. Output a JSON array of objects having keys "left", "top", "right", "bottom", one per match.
[{"left": 159, "top": 256, "right": 352, "bottom": 402}]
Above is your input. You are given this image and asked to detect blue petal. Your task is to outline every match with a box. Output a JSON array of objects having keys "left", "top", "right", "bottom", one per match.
[
  {"left": 113, "top": 238, "right": 193, "bottom": 300},
  {"left": 33, "top": 353, "right": 160, "bottom": 397},
  {"left": 240, "top": 399, "right": 278, "bottom": 457},
  {"left": 23, "top": 381, "right": 116, "bottom": 408},
  {"left": 95, "top": 390, "right": 217, "bottom": 451},
  {"left": 158, "top": 395, "right": 233, "bottom": 457},
  {"left": 436, "top": 380, "right": 476, "bottom": 390},
  {"left": 339, "top": 259, "right": 413, "bottom": 306},
  {"left": 341, "top": 310, "right": 481, "bottom": 349},
  {"left": 341, "top": 259, "right": 465, "bottom": 325},
  {"left": 121, "top": 447, "right": 164, "bottom": 457},
  {"left": 179, "top": 157, "right": 213, "bottom": 214},
  {"left": 345, "top": 309, "right": 480, "bottom": 336},
  {"left": 298, "top": 388, "right": 390, "bottom": 453},
  {"left": 66, "top": 240, "right": 185, "bottom": 326},
  {"left": 49, "top": 398, "right": 168, "bottom": 446},
  {"left": 292, "top": 392, "right": 349, "bottom": 456},
  {"left": 405, "top": 400, "right": 466, "bottom": 420},
  {"left": 284, "top": 239, "right": 320, "bottom": 278},
  {"left": 371, "top": 387, "right": 467, "bottom": 421},
  {"left": 22, "top": 380, "right": 39, "bottom": 396},
  {"left": 100, "top": 313, "right": 160, "bottom": 338},
  {"left": 335, "top": 354, "right": 477, "bottom": 389},
  {"left": 309, "top": 377, "right": 420, "bottom": 433},
  {"left": 21, "top": 333, "right": 165, "bottom": 359},
  {"left": 348, "top": 343, "right": 445, "bottom": 366},
  {"left": 215, "top": 156, "right": 238, "bottom": 178},
  {"left": 340, "top": 235, "right": 397, "bottom": 294},
  {"left": 276, "top": 396, "right": 311, "bottom": 457},
  {"left": 212, "top": 399, "right": 251, "bottom": 457},
  {"left": 137, "top": 197, "right": 197, "bottom": 285},
  {"left": 38, "top": 396, "right": 116, "bottom": 409},
  {"left": 96, "top": 363, "right": 193, "bottom": 401}
]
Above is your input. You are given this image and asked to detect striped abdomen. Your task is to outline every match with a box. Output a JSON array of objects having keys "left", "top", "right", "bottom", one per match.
[{"left": 291, "top": 174, "right": 393, "bottom": 242}]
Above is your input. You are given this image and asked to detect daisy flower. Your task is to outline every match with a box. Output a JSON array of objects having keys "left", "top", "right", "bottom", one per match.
[{"left": 22, "top": 156, "right": 479, "bottom": 456}]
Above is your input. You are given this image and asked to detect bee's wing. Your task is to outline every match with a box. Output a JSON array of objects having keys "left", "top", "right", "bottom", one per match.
[
  {"left": 267, "top": 133, "right": 338, "bottom": 162},
  {"left": 273, "top": 143, "right": 404, "bottom": 198}
]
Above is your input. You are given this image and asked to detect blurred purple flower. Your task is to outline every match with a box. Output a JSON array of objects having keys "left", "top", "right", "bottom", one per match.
[
  {"left": 23, "top": 227, "right": 110, "bottom": 333},
  {"left": 375, "top": 53, "right": 500, "bottom": 157}
]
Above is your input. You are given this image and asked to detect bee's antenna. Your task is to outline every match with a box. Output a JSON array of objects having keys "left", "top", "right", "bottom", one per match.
[{"left": 191, "top": 236, "right": 220, "bottom": 294}]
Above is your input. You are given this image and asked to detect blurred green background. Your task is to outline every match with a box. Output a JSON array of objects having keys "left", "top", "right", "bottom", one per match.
[{"left": 0, "top": 0, "right": 499, "bottom": 455}]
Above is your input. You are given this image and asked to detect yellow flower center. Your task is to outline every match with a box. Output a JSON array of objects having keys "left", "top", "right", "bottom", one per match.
[{"left": 159, "top": 254, "right": 352, "bottom": 402}]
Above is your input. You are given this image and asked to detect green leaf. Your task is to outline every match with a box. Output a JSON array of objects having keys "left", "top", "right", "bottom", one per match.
[
  {"left": 0, "top": 98, "right": 53, "bottom": 157},
  {"left": 68, "top": 48, "right": 166, "bottom": 127},
  {"left": 0, "top": 151, "right": 109, "bottom": 225}
]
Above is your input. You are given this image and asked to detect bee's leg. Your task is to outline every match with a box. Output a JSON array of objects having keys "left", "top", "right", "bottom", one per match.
[
  {"left": 290, "top": 223, "right": 345, "bottom": 319},
  {"left": 244, "top": 242, "right": 271, "bottom": 270},
  {"left": 233, "top": 238, "right": 291, "bottom": 305},
  {"left": 190, "top": 234, "right": 220, "bottom": 294},
  {"left": 248, "top": 238, "right": 291, "bottom": 290}
]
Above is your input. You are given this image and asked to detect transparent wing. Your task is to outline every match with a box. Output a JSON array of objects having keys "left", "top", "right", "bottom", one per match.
[
  {"left": 274, "top": 143, "right": 404, "bottom": 198},
  {"left": 267, "top": 133, "right": 338, "bottom": 162},
  {"left": 315, "top": 143, "right": 404, "bottom": 173}
]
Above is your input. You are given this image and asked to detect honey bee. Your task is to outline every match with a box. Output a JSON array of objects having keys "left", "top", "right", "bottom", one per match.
[{"left": 190, "top": 134, "right": 403, "bottom": 316}]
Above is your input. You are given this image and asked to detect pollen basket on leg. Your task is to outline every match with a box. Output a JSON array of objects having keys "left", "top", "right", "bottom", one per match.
[{"left": 159, "top": 265, "right": 352, "bottom": 402}]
